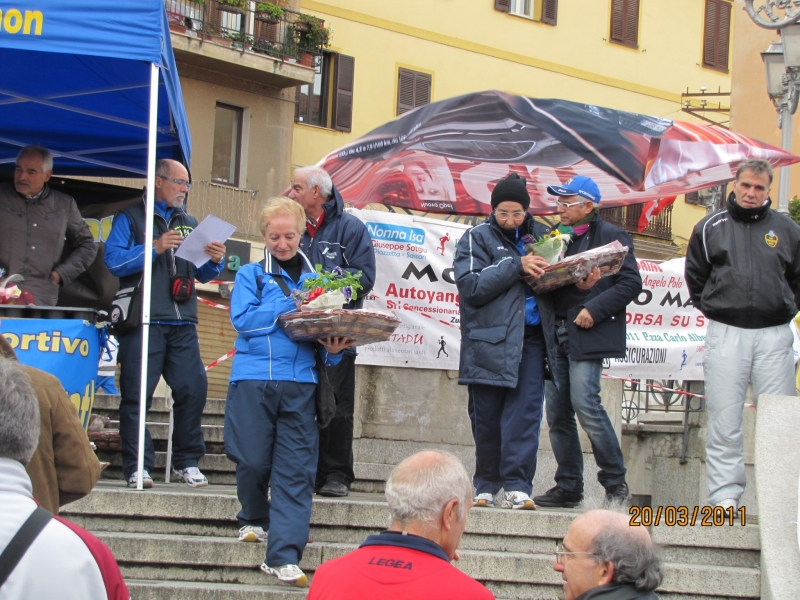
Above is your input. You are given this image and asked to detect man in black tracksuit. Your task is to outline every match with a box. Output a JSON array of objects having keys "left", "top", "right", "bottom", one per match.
[
  {"left": 289, "top": 166, "right": 376, "bottom": 497},
  {"left": 685, "top": 158, "right": 800, "bottom": 510},
  {"left": 533, "top": 176, "right": 642, "bottom": 508}
]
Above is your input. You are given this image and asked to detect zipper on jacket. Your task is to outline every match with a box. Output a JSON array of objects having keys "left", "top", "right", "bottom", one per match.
[
  {"left": 745, "top": 223, "right": 752, "bottom": 328},
  {"left": 159, "top": 211, "right": 184, "bottom": 320}
]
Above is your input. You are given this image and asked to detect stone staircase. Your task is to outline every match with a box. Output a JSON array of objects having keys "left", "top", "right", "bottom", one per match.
[
  {"left": 62, "top": 482, "right": 760, "bottom": 600},
  {"left": 85, "top": 393, "right": 761, "bottom": 599}
]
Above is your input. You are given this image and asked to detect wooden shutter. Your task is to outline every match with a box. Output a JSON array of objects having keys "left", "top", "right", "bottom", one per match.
[
  {"left": 495, "top": 0, "right": 511, "bottom": 13},
  {"left": 397, "top": 69, "right": 432, "bottom": 116},
  {"left": 542, "top": 0, "right": 558, "bottom": 25},
  {"left": 333, "top": 54, "right": 355, "bottom": 132},
  {"left": 703, "top": 0, "right": 731, "bottom": 71},
  {"left": 610, "top": 0, "right": 638, "bottom": 48}
]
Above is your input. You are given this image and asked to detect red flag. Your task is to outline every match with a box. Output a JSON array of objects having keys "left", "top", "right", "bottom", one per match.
[{"left": 638, "top": 196, "right": 676, "bottom": 232}]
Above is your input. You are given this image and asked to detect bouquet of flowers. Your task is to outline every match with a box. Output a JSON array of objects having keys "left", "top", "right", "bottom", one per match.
[
  {"left": 292, "top": 265, "right": 363, "bottom": 311},
  {"left": 0, "top": 270, "right": 35, "bottom": 306},
  {"left": 523, "top": 232, "right": 572, "bottom": 265}
]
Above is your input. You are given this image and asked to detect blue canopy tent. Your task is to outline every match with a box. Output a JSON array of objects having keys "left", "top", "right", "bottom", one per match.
[{"left": 0, "top": 0, "right": 192, "bottom": 489}]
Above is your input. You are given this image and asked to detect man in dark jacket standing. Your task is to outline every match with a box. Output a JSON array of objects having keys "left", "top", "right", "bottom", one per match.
[
  {"left": 105, "top": 159, "right": 226, "bottom": 489},
  {"left": 534, "top": 176, "right": 642, "bottom": 508},
  {"left": 685, "top": 159, "right": 800, "bottom": 510},
  {"left": 289, "top": 166, "right": 376, "bottom": 497},
  {"left": 0, "top": 145, "right": 97, "bottom": 306}
]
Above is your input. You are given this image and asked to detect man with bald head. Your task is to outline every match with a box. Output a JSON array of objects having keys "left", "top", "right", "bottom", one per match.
[
  {"left": 105, "top": 158, "right": 226, "bottom": 489},
  {"left": 554, "top": 509, "right": 663, "bottom": 600},
  {"left": 307, "top": 450, "right": 494, "bottom": 599}
]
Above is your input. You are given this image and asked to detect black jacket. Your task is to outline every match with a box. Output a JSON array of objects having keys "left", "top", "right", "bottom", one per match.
[
  {"left": 454, "top": 214, "right": 558, "bottom": 388},
  {"left": 549, "top": 214, "right": 642, "bottom": 361},
  {"left": 685, "top": 194, "right": 800, "bottom": 329},
  {"left": 575, "top": 583, "right": 659, "bottom": 600}
]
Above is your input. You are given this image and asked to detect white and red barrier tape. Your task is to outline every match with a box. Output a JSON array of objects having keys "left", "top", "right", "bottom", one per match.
[
  {"left": 600, "top": 374, "right": 756, "bottom": 408},
  {"left": 419, "top": 312, "right": 460, "bottom": 329},
  {"left": 198, "top": 297, "right": 230, "bottom": 311},
  {"left": 205, "top": 349, "right": 236, "bottom": 371}
]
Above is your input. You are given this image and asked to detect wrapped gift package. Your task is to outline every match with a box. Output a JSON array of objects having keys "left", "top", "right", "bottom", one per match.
[
  {"left": 278, "top": 308, "right": 401, "bottom": 346},
  {"left": 523, "top": 240, "right": 629, "bottom": 293}
]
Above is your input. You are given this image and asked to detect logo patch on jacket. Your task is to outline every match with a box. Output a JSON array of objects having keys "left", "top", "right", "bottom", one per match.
[{"left": 765, "top": 230, "right": 779, "bottom": 248}]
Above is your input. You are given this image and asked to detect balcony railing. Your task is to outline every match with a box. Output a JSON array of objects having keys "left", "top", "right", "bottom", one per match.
[
  {"left": 190, "top": 180, "right": 263, "bottom": 241},
  {"left": 165, "top": 0, "right": 324, "bottom": 65},
  {"left": 599, "top": 203, "right": 673, "bottom": 241}
]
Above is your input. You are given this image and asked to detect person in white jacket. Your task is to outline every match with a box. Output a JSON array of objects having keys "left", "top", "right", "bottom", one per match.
[{"left": 0, "top": 358, "right": 129, "bottom": 600}]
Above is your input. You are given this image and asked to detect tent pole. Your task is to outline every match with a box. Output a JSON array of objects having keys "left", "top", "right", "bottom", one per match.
[{"left": 136, "top": 63, "right": 160, "bottom": 491}]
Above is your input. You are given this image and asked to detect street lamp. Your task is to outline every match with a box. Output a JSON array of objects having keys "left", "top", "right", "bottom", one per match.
[{"left": 745, "top": 1, "right": 800, "bottom": 213}]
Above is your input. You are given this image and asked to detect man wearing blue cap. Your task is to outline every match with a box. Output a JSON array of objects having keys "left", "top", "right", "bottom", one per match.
[{"left": 534, "top": 176, "right": 642, "bottom": 508}]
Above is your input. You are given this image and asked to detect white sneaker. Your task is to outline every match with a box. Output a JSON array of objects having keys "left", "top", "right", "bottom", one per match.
[
  {"left": 238, "top": 525, "right": 267, "bottom": 542},
  {"left": 127, "top": 470, "right": 153, "bottom": 489},
  {"left": 715, "top": 498, "right": 739, "bottom": 511},
  {"left": 473, "top": 492, "right": 495, "bottom": 507},
  {"left": 172, "top": 466, "right": 208, "bottom": 488},
  {"left": 261, "top": 563, "right": 308, "bottom": 587},
  {"left": 501, "top": 491, "right": 536, "bottom": 510}
]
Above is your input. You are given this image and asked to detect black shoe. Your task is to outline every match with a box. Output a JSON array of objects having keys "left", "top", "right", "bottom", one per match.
[
  {"left": 317, "top": 480, "right": 349, "bottom": 497},
  {"left": 533, "top": 486, "right": 583, "bottom": 508},
  {"left": 604, "top": 482, "right": 630, "bottom": 506}
]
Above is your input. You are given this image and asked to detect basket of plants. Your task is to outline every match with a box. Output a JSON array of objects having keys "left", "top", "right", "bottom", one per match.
[
  {"left": 277, "top": 266, "right": 401, "bottom": 346},
  {"left": 522, "top": 240, "right": 629, "bottom": 294}
]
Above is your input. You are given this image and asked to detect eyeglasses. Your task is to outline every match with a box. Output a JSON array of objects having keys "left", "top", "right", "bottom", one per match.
[
  {"left": 554, "top": 543, "right": 596, "bottom": 564},
  {"left": 494, "top": 210, "right": 526, "bottom": 220},
  {"left": 157, "top": 175, "right": 193, "bottom": 190},
  {"left": 555, "top": 199, "right": 584, "bottom": 209}
]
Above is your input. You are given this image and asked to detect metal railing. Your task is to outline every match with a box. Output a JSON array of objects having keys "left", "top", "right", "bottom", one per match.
[
  {"left": 600, "top": 203, "right": 673, "bottom": 240},
  {"left": 165, "top": 0, "right": 324, "bottom": 64},
  {"left": 190, "top": 180, "right": 263, "bottom": 241}
]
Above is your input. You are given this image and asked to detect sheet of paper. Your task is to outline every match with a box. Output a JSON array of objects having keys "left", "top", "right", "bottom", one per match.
[{"left": 174, "top": 215, "right": 237, "bottom": 267}]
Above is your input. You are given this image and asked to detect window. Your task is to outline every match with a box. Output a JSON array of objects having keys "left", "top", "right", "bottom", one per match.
[
  {"left": 397, "top": 68, "right": 432, "bottom": 116},
  {"left": 212, "top": 103, "right": 243, "bottom": 186},
  {"left": 511, "top": 0, "right": 534, "bottom": 18},
  {"left": 610, "top": 0, "right": 639, "bottom": 48},
  {"left": 295, "top": 52, "right": 355, "bottom": 132},
  {"left": 703, "top": 0, "right": 732, "bottom": 72},
  {"left": 494, "top": 0, "right": 557, "bottom": 24}
]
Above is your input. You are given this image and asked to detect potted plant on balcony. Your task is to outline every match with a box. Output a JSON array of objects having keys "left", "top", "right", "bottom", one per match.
[
  {"left": 229, "top": 31, "right": 254, "bottom": 51},
  {"left": 217, "top": 0, "right": 247, "bottom": 16},
  {"left": 293, "top": 14, "right": 331, "bottom": 66},
  {"left": 255, "top": 2, "right": 284, "bottom": 24}
]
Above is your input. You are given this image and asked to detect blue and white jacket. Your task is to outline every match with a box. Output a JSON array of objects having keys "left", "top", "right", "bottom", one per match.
[{"left": 228, "top": 249, "right": 341, "bottom": 383}]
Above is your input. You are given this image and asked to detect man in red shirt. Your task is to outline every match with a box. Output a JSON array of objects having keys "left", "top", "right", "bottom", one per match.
[{"left": 307, "top": 450, "right": 494, "bottom": 600}]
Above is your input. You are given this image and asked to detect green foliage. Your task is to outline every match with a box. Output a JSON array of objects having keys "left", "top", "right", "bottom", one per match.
[
  {"left": 790, "top": 197, "right": 800, "bottom": 227},
  {"left": 294, "top": 13, "right": 332, "bottom": 50},
  {"left": 218, "top": 0, "right": 247, "bottom": 8},
  {"left": 255, "top": 2, "right": 284, "bottom": 19},
  {"left": 293, "top": 265, "right": 363, "bottom": 303}
]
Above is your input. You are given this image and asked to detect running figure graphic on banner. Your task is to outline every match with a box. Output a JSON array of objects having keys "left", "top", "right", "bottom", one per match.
[
  {"left": 438, "top": 233, "right": 450, "bottom": 256},
  {"left": 437, "top": 336, "right": 449, "bottom": 358}
]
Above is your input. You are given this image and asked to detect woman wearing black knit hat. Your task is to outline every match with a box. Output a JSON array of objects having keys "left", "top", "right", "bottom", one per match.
[{"left": 453, "top": 173, "right": 559, "bottom": 510}]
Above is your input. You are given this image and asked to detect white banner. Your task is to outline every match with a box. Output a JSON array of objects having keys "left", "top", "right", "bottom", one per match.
[
  {"left": 604, "top": 257, "right": 706, "bottom": 380},
  {"left": 353, "top": 209, "right": 469, "bottom": 370},
  {"left": 354, "top": 209, "right": 707, "bottom": 379}
]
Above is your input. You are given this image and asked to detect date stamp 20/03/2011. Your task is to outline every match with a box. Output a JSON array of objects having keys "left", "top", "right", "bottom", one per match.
[{"left": 629, "top": 505, "right": 746, "bottom": 527}]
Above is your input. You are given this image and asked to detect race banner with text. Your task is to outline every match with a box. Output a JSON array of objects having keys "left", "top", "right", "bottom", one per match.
[
  {"left": 0, "top": 319, "right": 100, "bottom": 428},
  {"left": 604, "top": 257, "right": 706, "bottom": 380},
  {"left": 353, "top": 209, "right": 470, "bottom": 370},
  {"left": 354, "top": 208, "right": 706, "bottom": 378}
]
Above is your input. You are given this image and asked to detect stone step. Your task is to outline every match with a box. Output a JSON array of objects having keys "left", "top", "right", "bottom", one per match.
[
  {"left": 63, "top": 484, "right": 761, "bottom": 598},
  {"left": 126, "top": 579, "right": 305, "bottom": 600},
  {"left": 93, "top": 394, "right": 227, "bottom": 426}
]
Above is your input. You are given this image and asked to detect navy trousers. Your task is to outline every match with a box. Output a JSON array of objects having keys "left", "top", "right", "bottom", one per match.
[
  {"left": 316, "top": 354, "right": 356, "bottom": 488},
  {"left": 224, "top": 379, "right": 318, "bottom": 567},
  {"left": 118, "top": 324, "right": 207, "bottom": 479},
  {"left": 468, "top": 326, "right": 546, "bottom": 496}
]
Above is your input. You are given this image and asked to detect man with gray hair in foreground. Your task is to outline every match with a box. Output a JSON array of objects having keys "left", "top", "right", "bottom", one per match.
[
  {"left": 0, "top": 358, "right": 129, "bottom": 599},
  {"left": 554, "top": 509, "right": 663, "bottom": 600},
  {"left": 307, "top": 450, "right": 494, "bottom": 599}
]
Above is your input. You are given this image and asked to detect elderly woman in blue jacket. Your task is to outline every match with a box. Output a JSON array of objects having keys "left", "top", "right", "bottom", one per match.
[
  {"left": 225, "top": 197, "right": 352, "bottom": 588},
  {"left": 454, "top": 173, "right": 558, "bottom": 511}
]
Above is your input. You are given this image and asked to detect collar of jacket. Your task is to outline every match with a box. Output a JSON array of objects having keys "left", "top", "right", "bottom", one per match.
[
  {"left": 262, "top": 247, "right": 315, "bottom": 275},
  {"left": 488, "top": 212, "right": 538, "bottom": 244},
  {"left": 320, "top": 184, "right": 345, "bottom": 222},
  {"left": 575, "top": 583, "right": 657, "bottom": 600},
  {"left": 726, "top": 192, "right": 771, "bottom": 222},
  {"left": 139, "top": 192, "right": 186, "bottom": 223},
  {"left": 16, "top": 183, "right": 49, "bottom": 203},
  {"left": 359, "top": 531, "right": 450, "bottom": 562}
]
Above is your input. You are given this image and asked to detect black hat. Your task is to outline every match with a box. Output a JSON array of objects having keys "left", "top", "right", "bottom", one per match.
[{"left": 491, "top": 173, "right": 530, "bottom": 210}]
